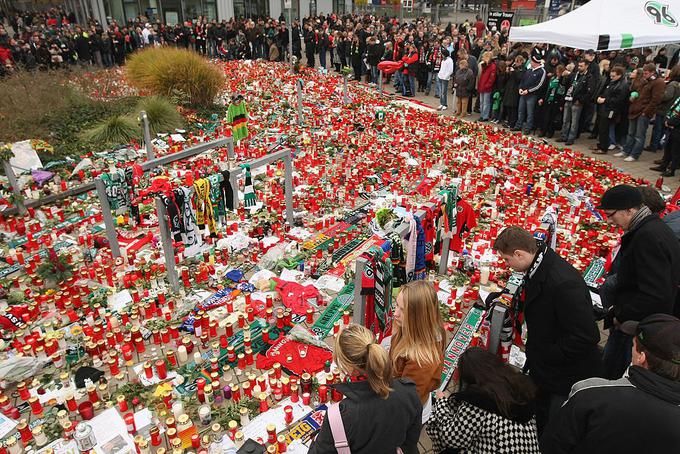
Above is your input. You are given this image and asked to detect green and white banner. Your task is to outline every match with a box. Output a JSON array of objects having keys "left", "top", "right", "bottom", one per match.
[{"left": 510, "top": 0, "right": 680, "bottom": 51}]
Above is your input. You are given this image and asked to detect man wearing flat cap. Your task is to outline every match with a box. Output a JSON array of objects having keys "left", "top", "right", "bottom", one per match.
[
  {"left": 541, "top": 314, "right": 680, "bottom": 453},
  {"left": 597, "top": 184, "right": 680, "bottom": 379}
]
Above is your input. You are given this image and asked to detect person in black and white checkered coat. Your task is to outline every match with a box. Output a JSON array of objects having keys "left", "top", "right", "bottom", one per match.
[{"left": 426, "top": 347, "right": 541, "bottom": 454}]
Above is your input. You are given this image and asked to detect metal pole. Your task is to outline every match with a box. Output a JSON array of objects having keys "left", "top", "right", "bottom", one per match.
[
  {"left": 284, "top": 149, "right": 294, "bottom": 225},
  {"left": 226, "top": 137, "right": 235, "bottom": 160},
  {"left": 2, "top": 160, "right": 26, "bottom": 215},
  {"left": 353, "top": 256, "right": 368, "bottom": 325},
  {"left": 297, "top": 79, "right": 304, "bottom": 126},
  {"left": 288, "top": 5, "right": 293, "bottom": 71},
  {"left": 542, "top": 0, "right": 550, "bottom": 22},
  {"left": 140, "top": 111, "right": 154, "bottom": 160},
  {"left": 488, "top": 305, "right": 507, "bottom": 354},
  {"left": 228, "top": 168, "right": 239, "bottom": 212},
  {"left": 439, "top": 236, "right": 451, "bottom": 275},
  {"left": 155, "top": 197, "right": 180, "bottom": 293},
  {"left": 343, "top": 76, "right": 349, "bottom": 104},
  {"left": 94, "top": 177, "right": 121, "bottom": 258},
  {"left": 378, "top": 70, "right": 383, "bottom": 94}
]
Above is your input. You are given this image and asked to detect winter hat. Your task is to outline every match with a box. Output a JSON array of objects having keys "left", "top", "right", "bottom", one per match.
[
  {"left": 74, "top": 366, "right": 105, "bottom": 388},
  {"left": 531, "top": 54, "right": 543, "bottom": 64},
  {"left": 596, "top": 184, "right": 643, "bottom": 210},
  {"left": 620, "top": 314, "right": 680, "bottom": 365}
]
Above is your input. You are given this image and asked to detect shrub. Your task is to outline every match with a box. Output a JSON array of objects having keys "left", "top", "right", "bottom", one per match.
[
  {"left": 134, "top": 96, "right": 184, "bottom": 135},
  {"left": 0, "top": 69, "right": 141, "bottom": 161},
  {"left": 0, "top": 70, "right": 83, "bottom": 143},
  {"left": 126, "top": 47, "right": 224, "bottom": 106},
  {"left": 81, "top": 115, "right": 141, "bottom": 147}
]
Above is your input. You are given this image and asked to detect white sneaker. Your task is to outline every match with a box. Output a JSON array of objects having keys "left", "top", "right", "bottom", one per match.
[
  {"left": 613, "top": 152, "right": 626, "bottom": 157},
  {"left": 608, "top": 144, "right": 616, "bottom": 150},
  {"left": 624, "top": 156, "right": 637, "bottom": 162},
  {"left": 437, "top": 105, "right": 443, "bottom": 110},
  {"left": 442, "top": 106, "right": 448, "bottom": 110}
]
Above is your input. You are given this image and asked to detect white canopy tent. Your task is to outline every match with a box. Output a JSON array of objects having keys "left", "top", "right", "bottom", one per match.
[{"left": 509, "top": 0, "right": 680, "bottom": 51}]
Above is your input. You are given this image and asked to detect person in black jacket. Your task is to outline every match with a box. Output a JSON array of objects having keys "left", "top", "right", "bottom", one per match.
[
  {"left": 512, "top": 54, "right": 546, "bottom": 134},
  {"left": 308, "top": 324, "right": 422, "bottom": 454},
  {"left": 303, "top": 23, "right": 316, "bottom": 68},
  {"left": 493, "top": 227, "right": 601, "bottom": 435},
  {"left": 593, "top": 66, "right": 629, "bottom": 153},
  {"left": 503, "top": 54, "right": 526, "bottom": 129},
  {"left": 541, "top": 314, "right": 680, "bottom": 454},
  {"left": 557, "top": 59, "right": 595, "bottom": 145},
  {"left": 597, "top": 184, "right": 680, "bottom": 379}
]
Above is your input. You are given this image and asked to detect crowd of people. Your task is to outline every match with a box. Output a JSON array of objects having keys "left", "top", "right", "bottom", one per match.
[
  {"left": 306, "top": 200, "right": 680, "bottom": 453},
  {"left": 3, "top": 7, "right": 680, "bottom": 454},
  {"left": 3, "top": 10, "right": 680, "bottom": 171}
]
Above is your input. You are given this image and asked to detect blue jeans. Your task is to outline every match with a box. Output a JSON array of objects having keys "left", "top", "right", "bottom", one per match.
[
  {"left": 403, "top": 74, "right": 416, "bottom": 96},
  {"left": 438, "top": 78, "right": 449, "bottom": 107},
  {"left": 319, "top": 50, "right": 326, "bottom": 68},
  {"left": 427, "top": 71, "right": 437, "bottom": 95},
  {"left": 515, "top": 94, "right": 538, "bottom": 132},
  {"left": 650, "top": 115, "right": 665, "bottom": 150},
  {"left": 602, "top": 328, "right": 633, "bottom": 380},
  {"left": 561, "top": 101, "right": 583, "bottom": 142},
  {"left": 371, "top": 66, "right": 379, "bottom": 84},
  {"left": 623, "top": 115, "right": 651, "bottom": 159},
  {"left": 480, "top": 92, "right": 492, "bottom": 120},
  {"left": 609, "top": 123, "right": 617, "bottom": 147},
  {"left": 394, "top": 71, "right": 403, "bottom": 91}
]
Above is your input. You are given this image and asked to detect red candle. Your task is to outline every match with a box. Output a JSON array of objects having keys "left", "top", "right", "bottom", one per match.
[
  {"left": 124, "top": 412, "right": 136, "bottom": 434},
  {"left": 78, "top": 401, "right": 94, "bottom": 420},
  {"left": 155, "top": 359, "right": 168, "bottom": 379},
  {"left": 144, "top": 362, "right": 154, "bottom": 379},
  {"left": 284, "top": 405, "right": 294, "bottom": 425},
  {"left": 318, "top": 385, "right": 328, "bottom": 403}
]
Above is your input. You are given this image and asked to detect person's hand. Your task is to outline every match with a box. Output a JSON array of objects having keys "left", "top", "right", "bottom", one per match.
[
  {"left": 435, "top": 390, "right": 449, "bottom": 399},
  {"left": 597, "top": 97, "right": 605, "bottom": 104},
  {"left": 538, "top": 99, "right": 544, "bottom": 106}
]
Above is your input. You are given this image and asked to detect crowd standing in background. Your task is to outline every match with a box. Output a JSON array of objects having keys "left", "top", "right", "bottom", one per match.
[
  {"left": 3, "top": 10, "right": 680, "bottom": 170},
  {"left": 3, "top": 7, "right": 680, "bottom": 454}
]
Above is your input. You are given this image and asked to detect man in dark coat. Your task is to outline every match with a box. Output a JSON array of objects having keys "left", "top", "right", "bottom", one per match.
[
  {"left": 541, "top": 314, "right": 680, "bottom": 454},
  {"left": 493, "top": 226, "right": 601, "bottom": 435},
  {"left": 72, "top": 26, "right": 91, "bottom": 64},
  {"left": 598, "top": 184, "right": 680, "bottom": 379}
]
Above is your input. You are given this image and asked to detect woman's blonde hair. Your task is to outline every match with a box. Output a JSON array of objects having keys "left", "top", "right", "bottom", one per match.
[
  {"left": 334, "top": 324, "right": 393, "bottom": 399},
  {"left": 391, "top": 281, "right": 444, "bottom": 368}
]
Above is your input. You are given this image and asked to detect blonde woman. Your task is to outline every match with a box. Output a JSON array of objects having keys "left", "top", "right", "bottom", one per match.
[
  {"left": 391, "top": 280, "right": 446, "bottom": 406},
  {"left": 308, "top": 324, "right": 422, "bottom": 454}
]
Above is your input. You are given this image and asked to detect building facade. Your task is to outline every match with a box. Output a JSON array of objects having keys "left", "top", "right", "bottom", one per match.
[{"left": 65, "top": 0, "right": 351, "bottom": 26}]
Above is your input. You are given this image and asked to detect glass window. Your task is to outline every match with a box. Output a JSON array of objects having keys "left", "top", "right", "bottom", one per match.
[
  {"left": 105, "top": 0, "right": 126, "bottom": 24},
  {"left": 204, "top": 2, "right": 217, "bottom": 20},
  {"left": 233, "top": 0, "right": 246, "bottom": 18},
  {"left": 184, "top": 0, "right": 202, "bottom": 19},
  {"left": 281, "top": 0, "right": 299, "bottom": 21},
  {"left": 124, "top": 2, "right": 140, "bottom": 22},
  {"left": 333, "top": 0, "right": 346, "bottom": 15}
]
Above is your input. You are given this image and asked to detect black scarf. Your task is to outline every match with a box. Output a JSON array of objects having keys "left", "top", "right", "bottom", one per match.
[{"left": 511, "top": 242, "right": 548, "bottom": 333}]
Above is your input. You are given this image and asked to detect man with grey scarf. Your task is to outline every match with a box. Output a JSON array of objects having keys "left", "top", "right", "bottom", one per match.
[{"left": 597, "top": 184, "right": 680, "bottom": 380}]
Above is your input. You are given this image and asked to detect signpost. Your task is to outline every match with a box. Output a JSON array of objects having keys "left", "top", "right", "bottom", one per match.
[{"left": 487, "top": 10, "right": 515, "bottom": 32}]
